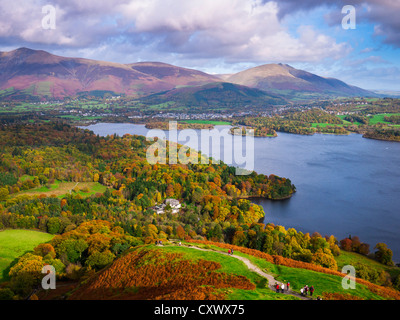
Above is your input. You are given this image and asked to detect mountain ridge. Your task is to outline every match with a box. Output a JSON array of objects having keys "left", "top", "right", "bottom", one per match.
[
  {"left": 226, "top": 63, "right": 373, "bottom": 98},
  {"left": 0, "top": 47, "right": 376, "bottom": 101}
]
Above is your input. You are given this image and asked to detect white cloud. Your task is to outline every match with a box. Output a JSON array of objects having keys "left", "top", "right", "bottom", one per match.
[
  {"left": 112, "top": 0, "right": 349, "bottom": 64},
  {"left": 0, "top": 0, "right": 350, "bottom": 67}
]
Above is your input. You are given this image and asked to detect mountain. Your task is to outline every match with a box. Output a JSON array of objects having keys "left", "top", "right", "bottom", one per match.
[
  {"left": 225, "top": 63, "right": 375, "bottom": 99},
  {"left": 0, "top": 48, "right": 217, "bottom": 100},
  {"left": 139, "top": 81, "right": 287, "bottom": 111},
  {"left": 0, "top": 48, "right": 376, "bottom": 102},
  {"left": 128, "top": 61, "right": 219, "bottom": 87}
]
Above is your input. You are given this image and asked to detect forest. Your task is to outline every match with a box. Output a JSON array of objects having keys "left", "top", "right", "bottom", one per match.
[
  {"left": 232, "top": 109, "right": 349, "bottom": 136},
  {"left": 231, "top": 107, "right": 400, "bottom": 141},
  {"left": 0, "top": 121, "right": 397, "bottom": 300}
]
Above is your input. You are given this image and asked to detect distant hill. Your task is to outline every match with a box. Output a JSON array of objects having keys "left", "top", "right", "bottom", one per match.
[
  {"left": 225, "top": 63, "right": 376, "bottom": 99},
  {"left": 0, "top": 48, "right": 216, "bottom": 100},
  {"left": 0, "top": 48, "right": 377, "bottom": 102},
  {"left": 139, "top": 81, "right": 287, "bottom": 111}
]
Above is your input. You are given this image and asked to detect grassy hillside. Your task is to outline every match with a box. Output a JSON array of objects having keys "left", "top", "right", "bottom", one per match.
[
  {"left": 50, "top": 242, "right": 400, "bottom": 301},
  {"left": 186, "top": 241, "right": 400, "bottom": 300},
  {"left": 335, "top": 250, "right": 400, "bottom": 280},
  {"left": 67, "top": 245, "right": 297, "bottom": 300},
  {"left": 10, "top": 180, "right": 107, "bottom": 199},
  {"left": 0, "top": 229, "right": 54, "bottom": 281},
  {"left": 139, "top": 82, "right": 287, "bottom": 112}
]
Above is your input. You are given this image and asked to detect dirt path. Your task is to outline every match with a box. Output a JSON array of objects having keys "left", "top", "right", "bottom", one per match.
[
  {"left": 69, "top": 182, "right": 79, "bottom": 194},
  {"left": 174, "top": 243, "right": 312, "bottom": 300}
]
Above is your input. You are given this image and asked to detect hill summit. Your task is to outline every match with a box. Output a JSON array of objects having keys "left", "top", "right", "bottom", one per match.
[{"left": 225, "top": 63, "right": 373, "bottom": 97}]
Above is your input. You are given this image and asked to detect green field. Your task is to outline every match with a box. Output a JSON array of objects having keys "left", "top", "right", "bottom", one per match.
[
  {"left": 0, "top": 230, "right": 54, "bottom": 281},
  {"left": 311, "top": 122, "right": 344, "bottom": 128},
  {"left": 58, "top": 115, "right": 103, "bottom": 121},
  {"left": 10, "top": 180, "right": 107, "bottom": 199},
  {"left": 336, "top": 115, "right": 364, "bottom": 126},
  {"left": 180, "top": 120, "right": 232, "bottom": 125},
  {"left": 368, "top": 113, "right": 400, "bottom": 125}
]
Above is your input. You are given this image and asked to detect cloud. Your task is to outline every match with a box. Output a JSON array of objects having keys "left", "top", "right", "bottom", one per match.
[
  {"left": 2, "top": 0, "right": 398, "bottom": 90},
  {"left": 335, "top": 65, "right": 400, "bottom": 91},
  {"left": 273, "top": 0, "right": 400, "bottom": 48},
  {"left": 0, "top": 0, "right": 350, "bottom": 67}
]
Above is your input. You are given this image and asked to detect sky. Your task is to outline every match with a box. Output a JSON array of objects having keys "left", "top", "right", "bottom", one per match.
[{"left": 0, "top": 0, "right": 399, "bottom": 91}]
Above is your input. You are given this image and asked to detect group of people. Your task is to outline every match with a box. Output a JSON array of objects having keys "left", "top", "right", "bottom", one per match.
[
  {"left": 273, "top": 282, "right": 317, "bottom": 299},
  {"left": 274, "top": 282, "right": 290, "bottom": 293},
  {"left": 228, "top": 249, "right": 234, "bottom": 255},
  {"left": 300, "top": 285, "right": 315, "bottom": 297}
]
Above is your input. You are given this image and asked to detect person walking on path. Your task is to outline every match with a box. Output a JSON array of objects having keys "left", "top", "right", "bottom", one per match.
[
  {"left": 287, "top": 282, "right": 290, "bottom": 292},
  {"left": 300, "top": 288, "right": 304, "bottom": 296},
  {"left": 281, "top": 284, "right": 285, "bottom": 293},
  {"left": 275, "top": 283, "right": 280, "bottom": 293},
  {"left": 310, "top": 286, "right": 315, "bottom": 297},
  {"left": 231, "top": 249, "right": 234, "bottom": 255},
  {"left": 228, "top": 249, "right": 231, "bottom": 255},
  {"left": 304, "top": 285, "right": 308, "bottom": 296}
]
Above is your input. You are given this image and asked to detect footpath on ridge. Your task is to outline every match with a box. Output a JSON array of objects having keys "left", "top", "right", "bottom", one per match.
[{"left": 166, "top": 242, "right": 313, "bottom": 300}]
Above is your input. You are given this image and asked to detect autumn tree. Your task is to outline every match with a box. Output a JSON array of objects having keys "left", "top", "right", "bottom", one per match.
[
  {"left": 85, "top": 250, "right": 115, "bottom": 270},
  {"left": 311, "top": 248, "right": 338, "bottom": 270},
  {"left": 34, "top": 243, "right": 56, "bottom": 259},
  {"left": 374, "top": 243, "right": 394, "bottom": 266},
  {"left": 340, "top": 238, "right": 352, "bottom": 251},
  {"left": 176, "top": 225, "right": 186, "bottom": 240},
  {"left": 0, "top": 187, "right": 9, "bottom": 201}
]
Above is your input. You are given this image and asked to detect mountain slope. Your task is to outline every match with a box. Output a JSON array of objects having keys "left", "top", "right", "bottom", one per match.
[
  {"left": 0, "top": 48, "right": 171, "bottom": 98},
  {"left": 128, "top": 61, "right": 219, "bottom": 87},
  {"left": 0, "top": 48, "right": 376, "bottom": 101},
  {"left": 0, "top": 48, "right": 217, "bottom": 99},
  {"left": 226, "top": 63, "right": 375, "bottom": 98},
  {"left": 139, "top": 82, "right": 287, "bottom": 111}
]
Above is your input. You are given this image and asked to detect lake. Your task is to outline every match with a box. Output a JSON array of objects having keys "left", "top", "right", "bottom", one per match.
[{"left": 82, "top": 123, "right": 400, "bottom": 262}]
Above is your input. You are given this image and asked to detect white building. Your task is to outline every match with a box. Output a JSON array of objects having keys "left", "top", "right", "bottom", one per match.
[{"left": 151, "top": 199, "right": 181, "bottom": 214}]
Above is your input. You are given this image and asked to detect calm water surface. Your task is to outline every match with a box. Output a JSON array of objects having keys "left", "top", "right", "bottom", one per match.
[{"left": 83, "top": 123, "right": 400, "bottom": 261}]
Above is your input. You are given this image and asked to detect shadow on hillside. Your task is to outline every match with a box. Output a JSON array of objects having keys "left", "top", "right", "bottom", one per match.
[{"left": 2, "top": 250, "right": 33, "bottom": 282}]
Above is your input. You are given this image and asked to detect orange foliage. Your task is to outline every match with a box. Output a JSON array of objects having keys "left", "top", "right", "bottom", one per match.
[
  {"left": 69, "top": 248, "right": 255, "bottom": 300},
  {"left": 322, "top": 292, "right": 363, "bottom": 300}
]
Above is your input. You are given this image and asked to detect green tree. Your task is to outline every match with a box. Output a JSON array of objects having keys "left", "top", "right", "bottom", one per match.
[
  {"left": 85, "top": 250, "right": 115, "bottom": 270},
  {"left": 374, "top": 243, "right": 394, "bottom": 266},
  {"left": 56, "top": 239, "right": 88, "bottom": 263},
  {"left": 0, "top": 288, "right": 14, "bottom": 300},
  {"left": 0, "top": 187, "right": 9, "bottom": 201},
  {"left": 47, "top": 217, "right": 61, "bottom": 234}
]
